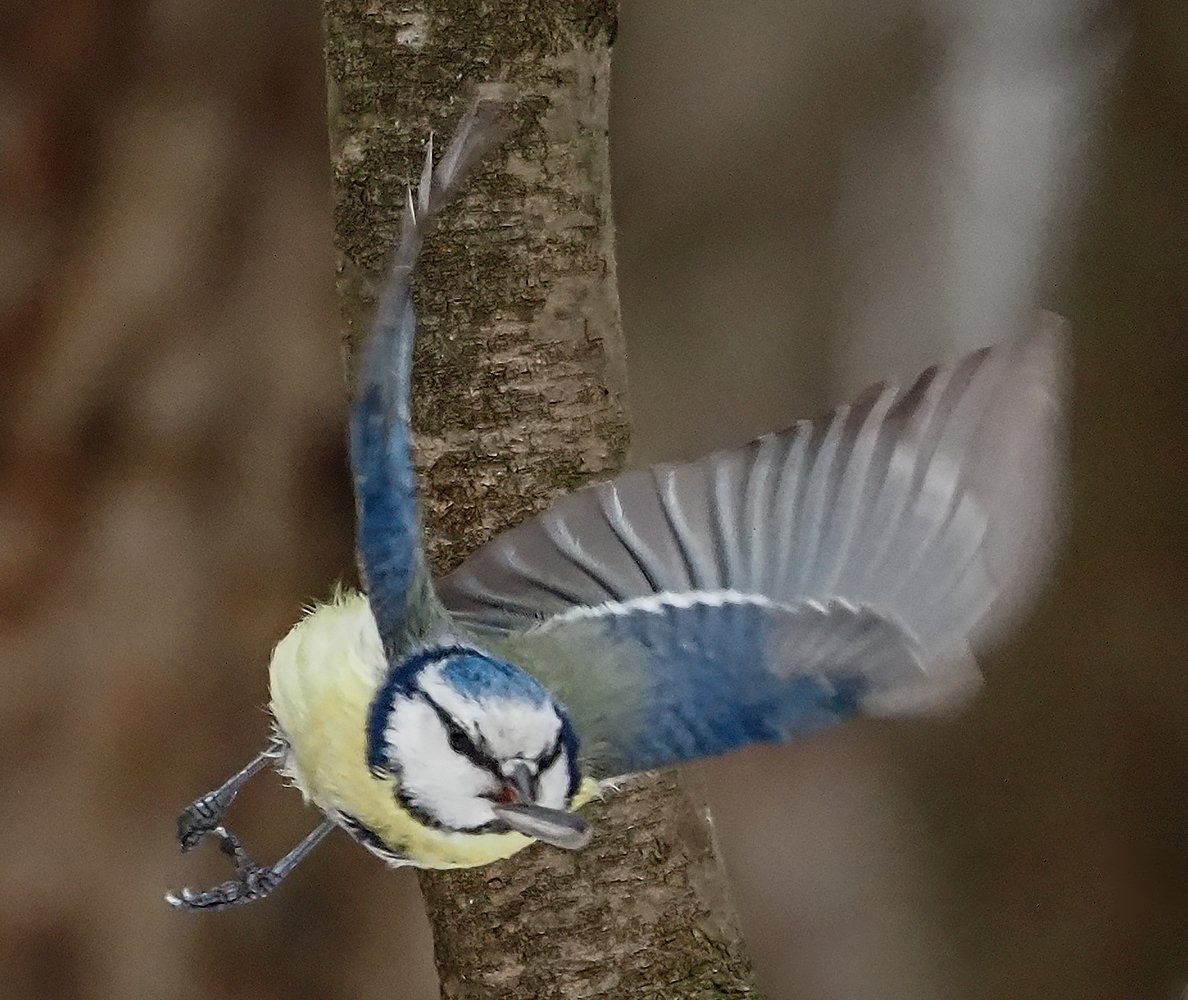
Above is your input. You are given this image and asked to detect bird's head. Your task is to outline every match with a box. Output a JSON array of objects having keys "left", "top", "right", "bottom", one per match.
[{"left": 366, "top": 645, "right": 589, "bottom": 849}]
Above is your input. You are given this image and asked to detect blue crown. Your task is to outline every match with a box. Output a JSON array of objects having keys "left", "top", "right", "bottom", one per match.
[{"left": 365, "top": 645, "right": 552, "bottom": 775}]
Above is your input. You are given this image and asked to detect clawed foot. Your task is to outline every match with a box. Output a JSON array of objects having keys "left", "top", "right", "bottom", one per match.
[
  {"left": 176, "top": 789, "right": 236, "bottom": 852},
  {"left": 166, "top": 827, "right": 280, "bottom": 912},
  {"left": 175, "top": 742, "right": 283, "bottom": 852}
]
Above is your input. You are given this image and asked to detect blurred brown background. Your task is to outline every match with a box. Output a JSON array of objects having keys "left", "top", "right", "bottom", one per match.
[{"left": 1, "top": 2, "right": 1185, "bottom": 999}]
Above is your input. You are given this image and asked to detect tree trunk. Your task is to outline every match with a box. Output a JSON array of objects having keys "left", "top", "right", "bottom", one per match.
[{"left": 323, "top": 2, "right": 759, "bottom": 996}]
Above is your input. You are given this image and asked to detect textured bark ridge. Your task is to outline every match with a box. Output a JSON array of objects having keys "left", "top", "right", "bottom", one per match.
[{"left": 323, "top": 2, "right": 758, "bottom": 996}]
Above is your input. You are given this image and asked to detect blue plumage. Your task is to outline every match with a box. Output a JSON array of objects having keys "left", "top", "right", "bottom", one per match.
[
  {"left": 351, "top": 357, "right": 422, "bottom": 653},
  {"left": 522, "top": 597, "right": 870, "bottom": 777},
  {"left": 616, "top": 600, "right": 854, "bottom": 764},
  {"left": 366, "top": 644, "right": 558, "bottom": 776},
  {"left": 169, "top": 98, "right": 1063, "bottom": 911},
  {"left": 440, "top": 654, "right": 552, "bottom": 704}
]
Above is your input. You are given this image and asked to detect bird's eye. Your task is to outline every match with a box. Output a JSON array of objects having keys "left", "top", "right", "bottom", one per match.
[{"left": 446, "top": 725, "right": 471, "bottom": 755}]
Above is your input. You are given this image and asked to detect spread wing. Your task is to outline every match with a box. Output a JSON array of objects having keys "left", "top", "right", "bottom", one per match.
[
  {"left": 350, "top": 99, "right": 504, "bottom": 656},
  {"left": 484, "top": 593, "right": 968, "bottom": 780},
  {"left": 440, "top": 320, "right": 1067, "bottom": 777}
]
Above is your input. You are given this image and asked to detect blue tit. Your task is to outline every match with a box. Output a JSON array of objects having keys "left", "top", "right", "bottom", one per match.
[{"left": 167, "top": 97, "right": 1065, "bottom": 911}]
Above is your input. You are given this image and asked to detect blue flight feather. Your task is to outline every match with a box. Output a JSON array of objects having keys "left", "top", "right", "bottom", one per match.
[
  {"left": 511, "top": 596, "right": 883, "bottom": 778},
  {"left": 351, "top": 99, "right": 506, "bottom": 656},
  {"left": 351, "top": 312, "right": 421, "bottom": 653},
  {"left": 597, "top": 599, "right": 864, "bottom": 772}
]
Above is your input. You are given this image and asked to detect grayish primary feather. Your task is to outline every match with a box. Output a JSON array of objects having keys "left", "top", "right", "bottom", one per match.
[
  {"left": 439, "top": 318, "right": 1067, "bottom": 760},
  {"left": 350, "top": 94, "right": 1066, "bottom": 782}
]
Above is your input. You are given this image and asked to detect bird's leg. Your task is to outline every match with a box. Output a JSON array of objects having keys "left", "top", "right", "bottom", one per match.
[
  {"left": 176, "top": 739, "right": 285, "bottom": 852},
  {"left": 166, "top": 818, "right": 335, "bottom": 912}
]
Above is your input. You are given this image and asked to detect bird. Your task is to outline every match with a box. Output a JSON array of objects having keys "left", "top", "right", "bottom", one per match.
[{"left": 167, "top": 96, "right": 1065, "bottom": 911}]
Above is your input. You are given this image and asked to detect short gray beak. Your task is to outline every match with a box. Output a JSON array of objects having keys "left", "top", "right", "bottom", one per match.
[
  {"left": 506, "top": 759, "right": 535, "bottom": 803},
  {"left": 492, "top": 802, "right": 592, "bottom": 851}
]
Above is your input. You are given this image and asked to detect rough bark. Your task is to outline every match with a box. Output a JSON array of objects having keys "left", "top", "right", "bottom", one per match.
[{"left": 322, "top": 2, "right": 758, "bottom": 996}]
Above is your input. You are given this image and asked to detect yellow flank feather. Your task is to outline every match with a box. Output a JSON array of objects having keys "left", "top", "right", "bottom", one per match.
[{"left": 268, "top": 589, "right": 594, "bottom": 869}]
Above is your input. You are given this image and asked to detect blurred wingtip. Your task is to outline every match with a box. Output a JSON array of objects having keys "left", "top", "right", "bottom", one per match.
[
  {"left": 429, "top": 86, "right": 514, "bottom": 208},
  {"left": 969, "top": 310, "right": 1072, "bottom": 650},
  {"left": 1025, "top": 309, "right": 1072, "bottom": 410}
]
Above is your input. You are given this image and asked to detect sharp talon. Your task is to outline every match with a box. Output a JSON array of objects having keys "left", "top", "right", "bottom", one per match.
[
  {"left": 171, "top": 748, "right": 288, "bottom": 907},
  {"left": 176, "top": 747, "right": 281, "bottom": 852},
  {"left": 165, "top": 861, "right": 281, "bottom": 912},
  {"left": 215, "top": 827, "right": 253, "bottom": 869},
  {"left": 167, "top": 822, "right": 290, "bottom": 912},
  {"left": 177, "top": 790, "right": 232, "bottom": 852}
]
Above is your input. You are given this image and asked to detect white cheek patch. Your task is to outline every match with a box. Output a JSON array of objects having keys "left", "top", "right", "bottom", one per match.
[
  {"left": 385, "top": 698, "right": 499, "bottom": 830},
  {"left": 383, "top": 664, "right": 576, "bottom": 832}
]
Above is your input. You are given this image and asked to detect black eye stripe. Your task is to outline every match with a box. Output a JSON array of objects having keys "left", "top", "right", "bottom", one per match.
[
  {"left": 420, "top": 694, "right": 568, "bottom": 780},
  {"left": 421, "top": 694, "right": 502, "bottom": 775}
]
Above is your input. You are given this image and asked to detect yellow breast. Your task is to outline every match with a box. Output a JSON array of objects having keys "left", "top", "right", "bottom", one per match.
[{"left": 267, "top": 589, "right": 593, "bottom": 869}]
